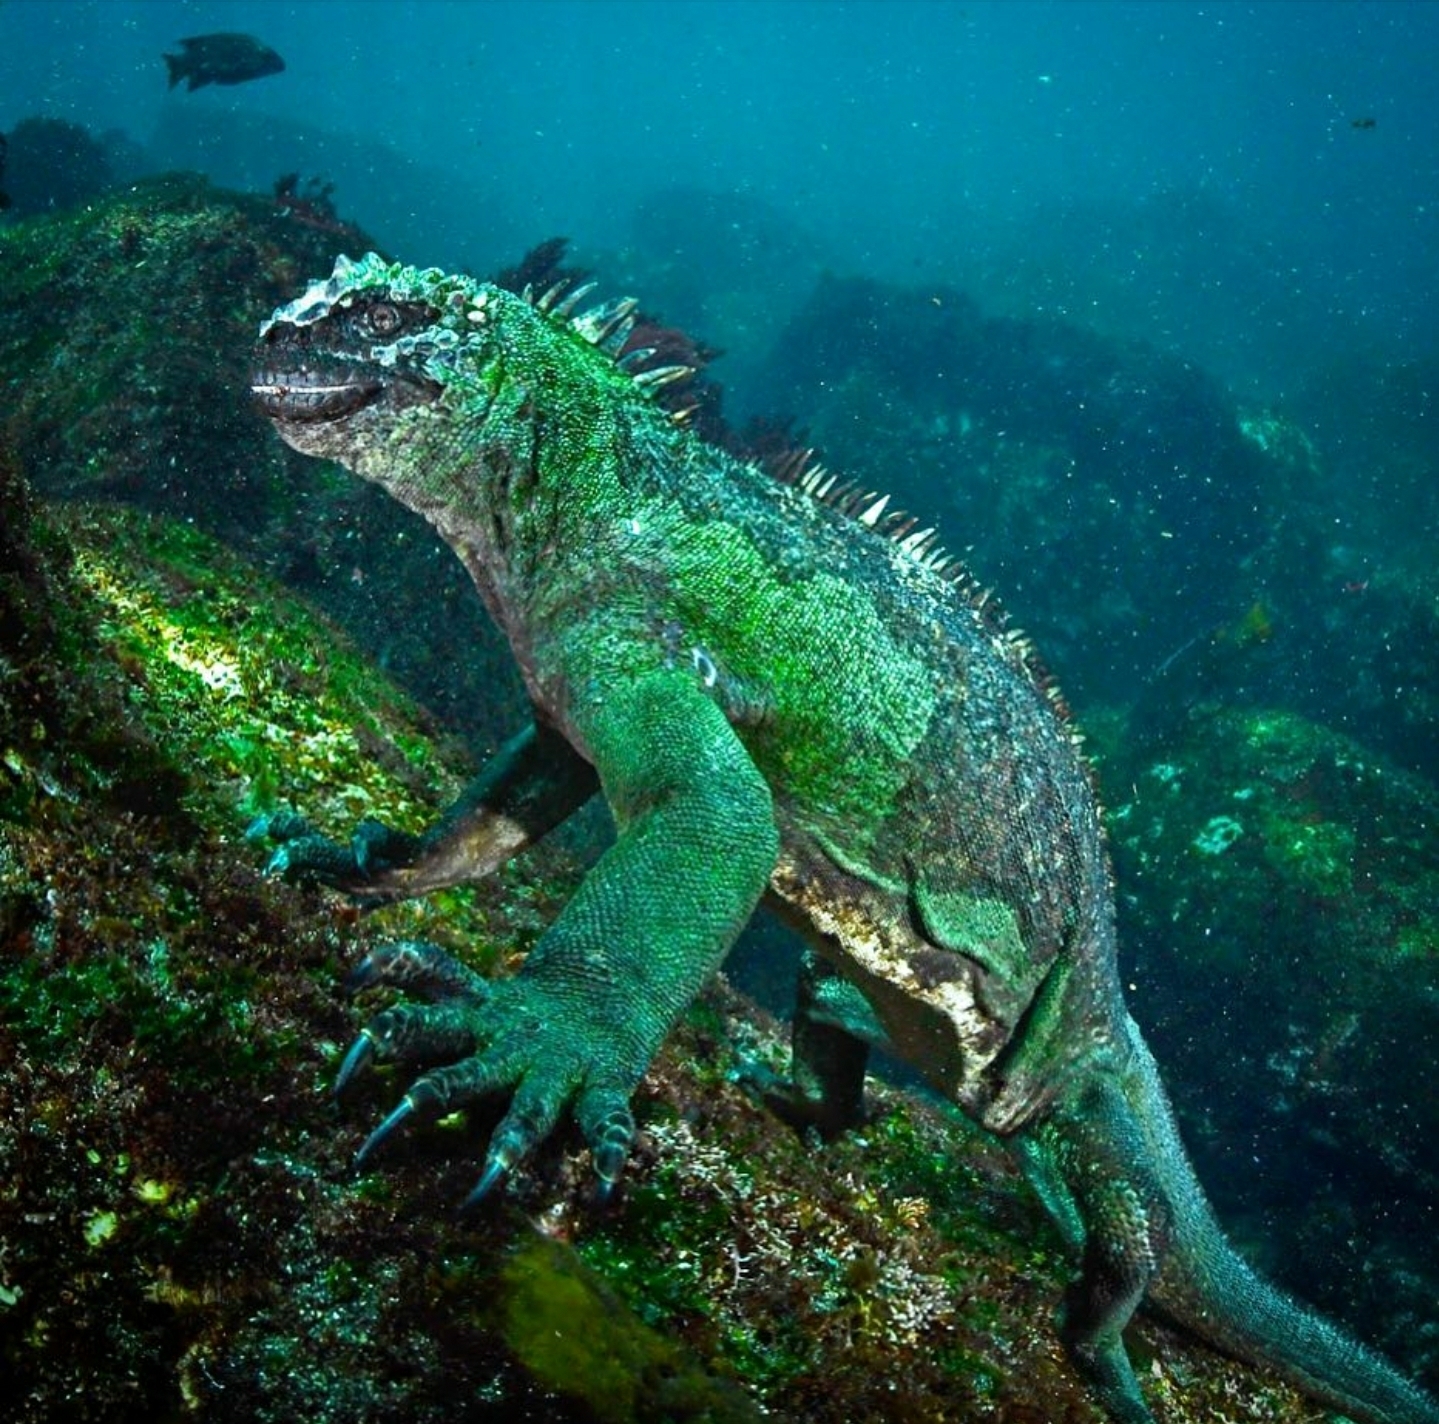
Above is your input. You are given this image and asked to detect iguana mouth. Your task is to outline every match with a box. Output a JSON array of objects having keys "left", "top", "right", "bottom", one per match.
[{"left": 250, "top": 364, "right": 384, "bottom": 423}]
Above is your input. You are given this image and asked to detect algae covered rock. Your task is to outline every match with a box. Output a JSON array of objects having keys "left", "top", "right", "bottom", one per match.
[
  {"left": 1, "top": 476, "right": 1334, "bottom": 1422},
  {"left": 1108, "top": 705, "right": 1439, "bottom": 1372},
  {"left": 0, "top": 173, "right": 519, "bottom": 745}
]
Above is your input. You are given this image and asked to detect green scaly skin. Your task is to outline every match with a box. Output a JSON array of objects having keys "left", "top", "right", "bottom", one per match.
[{"left": 249, "top": 254, "right": 1437, "bottom": 1424}]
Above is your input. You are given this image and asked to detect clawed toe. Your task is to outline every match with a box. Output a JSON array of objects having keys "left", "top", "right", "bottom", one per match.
[
  {"left": 579, "top": 1090, "right": 636, "bottom": 1194},
  {"left": 354, "top": 1096, "right": 416, "bottom": 1167},
  {"left": 460, "top": 1156, "right": 510, "bottom": 1213},
  {"left": 331, "top": 963, "right": 643, "bottom": 1210},
  {"left": 334, "top": 1031, "right": 376, "bottom": 1094},
  {"left": 344, "top": 940, "right": 488, "bottom": 1001}
]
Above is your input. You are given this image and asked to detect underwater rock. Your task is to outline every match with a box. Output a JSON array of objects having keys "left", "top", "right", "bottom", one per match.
[
  {"left": 1108, "top": 704, "right": 1439, "bottom": 1378},
  {"left": 1122, "top": 404, "right": 1439, "bottom": 783},
  {"left": 0, "top": 443, "right": 179, "bottom": 827},
  {"left": 0, "top": 497, "right": 1336, "bottom": 1422},
  {"left": 0, "top": 116, "right": 113, "bottom": 217},
  {"left": 0, "top": 174, "right": 520, "bottom": 745}
]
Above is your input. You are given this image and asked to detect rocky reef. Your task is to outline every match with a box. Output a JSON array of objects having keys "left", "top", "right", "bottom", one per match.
[
  {"left": 2, "top": 470, "right": 1322, "bottom": 1423},
  {"left": 1107, "top": 705, "right": 1439, "bottom": 1371},
  {"left": 0, "top": 171, "right": 520, "bottom": 747}
]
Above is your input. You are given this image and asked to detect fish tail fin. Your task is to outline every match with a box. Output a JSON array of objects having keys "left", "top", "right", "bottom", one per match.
[{"left": 163, "top": 52, "right": 183, "bottom": 89}]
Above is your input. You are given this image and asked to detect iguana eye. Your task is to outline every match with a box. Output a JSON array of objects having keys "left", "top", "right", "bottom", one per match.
[{"left": 367, "top": 303, "right": 403, "bottom": 337}]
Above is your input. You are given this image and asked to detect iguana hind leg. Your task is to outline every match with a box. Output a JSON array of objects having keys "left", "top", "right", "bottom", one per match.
[{"left": 739, "top": 949, "right": 875, "bottom": 1138}]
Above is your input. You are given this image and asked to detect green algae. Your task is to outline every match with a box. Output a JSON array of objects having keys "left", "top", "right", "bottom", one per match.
[
  {"left": 501, "top": 1234, "right": 762, "bottom": 1423},
  {"left": 61, "top": 503, "right": 460, "bottom": 838}
]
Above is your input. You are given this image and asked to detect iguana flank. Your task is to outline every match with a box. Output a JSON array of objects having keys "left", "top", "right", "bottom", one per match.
[{"left": 250, "top": 252, "right": 1437, "bottom": 1424}]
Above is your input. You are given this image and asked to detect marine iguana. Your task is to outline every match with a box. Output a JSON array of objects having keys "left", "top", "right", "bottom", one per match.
[{"left": 250, "top": 253, "right": 1438, "bottom": 1424}]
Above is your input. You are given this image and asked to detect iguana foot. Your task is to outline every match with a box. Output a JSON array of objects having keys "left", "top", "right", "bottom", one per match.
[
  {"left": 730, "top": 1058, "right": 870, "bottom": 1140},
  {"left": 249, "top": 810, "right": 421, "bottom": 900},
  {"left": 333, "top": 939, "right": 639, "bottom": 1205}
]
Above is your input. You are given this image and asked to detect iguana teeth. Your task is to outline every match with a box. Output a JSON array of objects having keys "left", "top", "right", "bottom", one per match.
[{"left": 632, "top": 364, "right": 693, "bottom": 390}]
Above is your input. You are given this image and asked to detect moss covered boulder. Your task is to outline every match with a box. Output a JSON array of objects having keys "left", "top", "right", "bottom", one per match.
[
  {"left": 0, "top": 468, "right": 1339, "bottom": 1422},
  {"left": 1108, "top": 705, "right": 1439, "bottom": 1374},
  {"left": 0, "top": 172, "right": 519, "bottom": 746}
]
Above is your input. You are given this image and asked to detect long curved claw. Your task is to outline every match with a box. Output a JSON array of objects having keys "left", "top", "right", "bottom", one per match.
[
  {"left": 340, "top": 1001, "right": 484, "bottom": 1084},
  {"left": 334, "top": 1031, "right": 376, "bottom": 1095},
  {"left": 459, "top": 1155, "right": 511, "bottom": 1214},
  {"left": 344, "top": 950, "right": 391, "bottom": 994},
  {"left": 354, "top": 1096, "right": 416, "bottom": 1168},
  {"left": 449, "top": 1066, "right": 568, "bottom": 1211}
]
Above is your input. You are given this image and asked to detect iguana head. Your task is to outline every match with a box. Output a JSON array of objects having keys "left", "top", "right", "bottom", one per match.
[
  {"left": 251, "top": 253, "right": 504, "bottom": 476},
  {"left": 254, "top": 251, "right": 670, "bottom": 621},
  {"left": 252, "top": 252, "right": 666, "bottom": 543}
]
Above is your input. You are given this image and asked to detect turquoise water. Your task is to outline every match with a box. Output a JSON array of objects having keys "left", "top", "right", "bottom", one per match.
[{"left": 3, "top": 0, "right": 1435, "bottom": 401}]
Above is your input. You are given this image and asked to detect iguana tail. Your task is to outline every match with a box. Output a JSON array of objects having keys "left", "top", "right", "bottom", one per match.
[{"left": 1023, "top": 1017, "right": 1439, "bottom": 1424}]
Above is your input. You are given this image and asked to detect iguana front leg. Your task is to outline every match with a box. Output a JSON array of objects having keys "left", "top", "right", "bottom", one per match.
[
  {"left": 257, "top": 719, "right": 598, "bottom": 900},
  {"left": 337, "top": 671, "right": 779, "bottom": 1200}
]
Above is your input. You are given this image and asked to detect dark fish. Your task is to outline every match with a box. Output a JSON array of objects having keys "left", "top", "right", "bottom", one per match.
[
  {"left": 163, "top": 33, "right": 285, "bottom": 92},
  {"left": 1351, "top": 116, "right": 1377, "bottom": 129}
]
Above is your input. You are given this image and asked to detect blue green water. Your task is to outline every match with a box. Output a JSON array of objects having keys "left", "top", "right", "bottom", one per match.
[{"left": 3, "top": 0, "right": 1435, "bottom": 403}]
